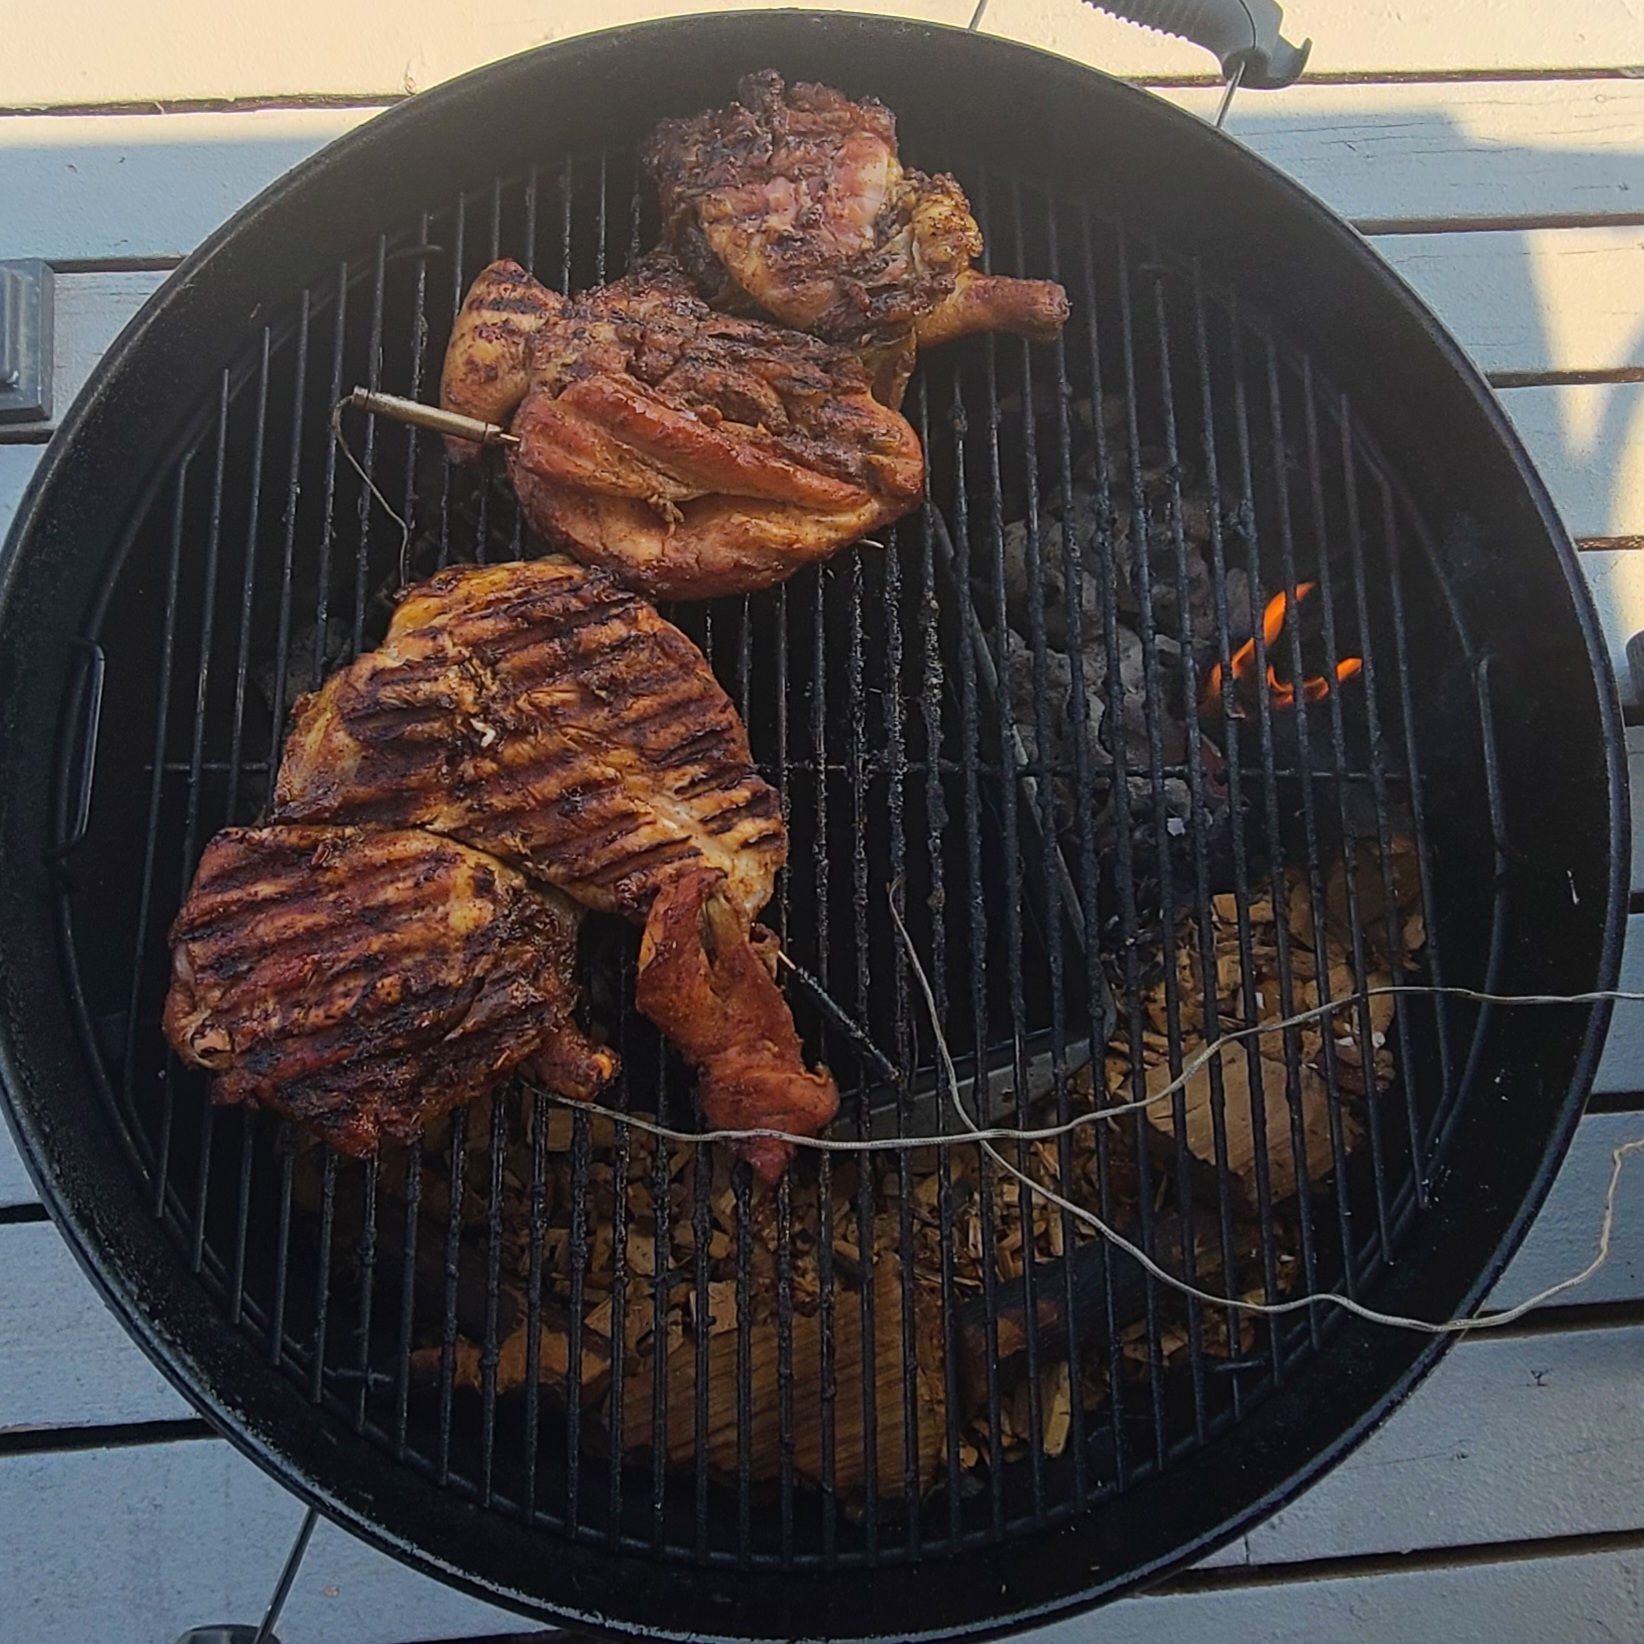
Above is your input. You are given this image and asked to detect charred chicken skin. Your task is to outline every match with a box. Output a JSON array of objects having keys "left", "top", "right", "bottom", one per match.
[
  {"left": 163, "top": 826, "right": 615, "bottom": 1156},
  {"left": 643, "top": 71, "right": 1069, "bottom": 394},
  {"left": 440, "top": 255, "right": 924, "bottom": 599},
  {"left": 273, "top": 559, "right": 838, "bottom": 1173}
]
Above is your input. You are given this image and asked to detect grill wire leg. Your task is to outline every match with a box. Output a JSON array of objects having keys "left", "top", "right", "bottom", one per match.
[{"left": 170, "top": 1504, "right": 317, "bottom": 1644}]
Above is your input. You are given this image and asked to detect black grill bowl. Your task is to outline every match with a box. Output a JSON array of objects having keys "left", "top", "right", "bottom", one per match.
[{"left": 0, "top": 15, "right": 1625, "bottom": 1641}]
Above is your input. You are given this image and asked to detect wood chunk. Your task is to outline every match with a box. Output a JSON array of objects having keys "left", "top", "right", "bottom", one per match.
[
  {"left": 619, "top": 1257, "right": 945, "bottom": 1499},
  {"left": 409, "top": 1309, "right": 612, "bottom": 1405}
]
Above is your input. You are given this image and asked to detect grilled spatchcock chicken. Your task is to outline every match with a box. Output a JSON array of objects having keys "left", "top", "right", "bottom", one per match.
[
  {"left": 643, "top": 71, "right": 1070, "bottom": 402},
  {"left": 441, "top": 255, "right": 924, "bottom": 600},
  {"left": 164, "top": 825, "right": 615, "bottom": 1156},
  {"left": 272, "top": 558, "right": 838, "bottom": 1179}
]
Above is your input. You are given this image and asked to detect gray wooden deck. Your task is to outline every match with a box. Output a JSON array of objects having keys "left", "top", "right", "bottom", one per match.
[{"left": 4, "top": 3, "right": 1644, "bottom": 1638}]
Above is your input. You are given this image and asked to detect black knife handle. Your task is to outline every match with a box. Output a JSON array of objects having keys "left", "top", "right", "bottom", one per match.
[{"left": 1082, "top": 0, "right": 1311, "bottom": 89}]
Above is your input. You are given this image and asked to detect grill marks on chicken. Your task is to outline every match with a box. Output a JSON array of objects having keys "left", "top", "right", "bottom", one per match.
[
  {"left": 440, "top": 256, "right": 925, "bottom": 599},
  {"left": 643, "top": 71, "right": 1069, "bottom": 388},
  {"left": 274, "top": 559, "right": 786, "bottom": 920},
  {"left": 163, "top": 826, "right": 615, "bottom": 1156},
  {"left": 271, "top": 560, "right": 835, "bottom": 1174}
]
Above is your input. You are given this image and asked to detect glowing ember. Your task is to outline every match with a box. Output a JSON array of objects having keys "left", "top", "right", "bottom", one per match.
[{"left": 1203, "top": 584, "right": 1363, "bottom": 713}]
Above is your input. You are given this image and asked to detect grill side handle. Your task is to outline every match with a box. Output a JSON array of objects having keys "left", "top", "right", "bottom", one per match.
[{"left": 1081, "top": 0, "right": 1311, "bottom": 88}]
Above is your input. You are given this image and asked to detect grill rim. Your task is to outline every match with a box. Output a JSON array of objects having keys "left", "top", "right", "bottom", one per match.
[{"left": 0, "top": 13, "right": 1627, "bottom": 1639}]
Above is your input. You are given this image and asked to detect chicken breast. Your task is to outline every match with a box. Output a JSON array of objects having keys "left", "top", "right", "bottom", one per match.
[
  {"left": 163, "top": 825, "right": 615, "bottom": 1156},
  {"left": 644, "top": 71, "right": 1069, "bottom": 395},
  {"left": 273, "top": 558, "right": 787, "bottom": 922}
]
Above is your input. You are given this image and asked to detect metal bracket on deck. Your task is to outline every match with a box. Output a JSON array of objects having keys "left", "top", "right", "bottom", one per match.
[{"left": 0, "top": 259, "right": 54, "bottom": 424}]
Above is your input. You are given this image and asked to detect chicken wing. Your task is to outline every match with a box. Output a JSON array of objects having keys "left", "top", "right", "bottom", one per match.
[
  {"left": 635, "top": 868, "right": 838, "bottom": 1182},
  {"left": 273, "top": 557, "right": 787, "bottom": 920},
  {"left": 439, "top": 257, "right": 564, "bottom": 454},
  {"left": 644, "top": 71, "right": 1068, "bottom": 389},
  {"left": 483, "top": 255, "right": 924, "bottom": 599},
  {"left": 163, "top": 825, "right": 615, "bottom": 1156}
]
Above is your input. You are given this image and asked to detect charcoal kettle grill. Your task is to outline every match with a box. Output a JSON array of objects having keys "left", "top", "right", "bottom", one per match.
[{"left": 0, "top": 9, "right": 1625, "bottom": 1641}]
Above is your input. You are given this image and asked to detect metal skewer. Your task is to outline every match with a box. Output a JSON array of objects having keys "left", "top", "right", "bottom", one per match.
[{"left": 346, "top": 385, "right": 519, "bottom": 448}]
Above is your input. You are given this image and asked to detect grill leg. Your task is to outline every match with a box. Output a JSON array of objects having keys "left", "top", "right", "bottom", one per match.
[{"left": 170, "top": 1504, "right": 318, "bottom": 1644}]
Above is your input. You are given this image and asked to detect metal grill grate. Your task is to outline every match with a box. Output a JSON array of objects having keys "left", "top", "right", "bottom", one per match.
[{"left": 55, "top": 141, "right": 1495, "bottom": 1572}]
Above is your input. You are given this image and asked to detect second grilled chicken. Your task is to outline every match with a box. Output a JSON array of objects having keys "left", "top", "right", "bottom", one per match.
[
  {"left": 272, "top": 559, "right": 838, "bottom": 1176},
  {"left": 643, "top": 71, "right": 1069, "bottom": 400},
  {"left": 441, "top": 255, "right": 924, "bottom": 600},
  {"left": 163, "top": 825, "right": 614, "bottom": 1156}
]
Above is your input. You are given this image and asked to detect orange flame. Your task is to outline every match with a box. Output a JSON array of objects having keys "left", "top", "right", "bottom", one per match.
[{"left": 1203, "top": 584, "right": 1363, "bottom": 713}]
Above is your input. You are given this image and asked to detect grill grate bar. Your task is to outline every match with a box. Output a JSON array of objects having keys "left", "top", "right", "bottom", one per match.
[
  {"left": 437, "top": 1109, "right": 469, "bottom": 1484},
  {"left": 810, "top": 558, "right": 840, "bottom": 1565},
  {"left": 1338, "top": 403, "right": 1426, "bottom": 1205},
  {"left": 1227, "top": 300, "right": 1324, "bottom": 1348},
  {"left": 1151, "top": 255, "right": 1248, "bottom": 1409},
  {"left": 1191, "top": 264, "right": 1284, "bottom": 1385},
  {"left": 394, "top": 1140, "right": 423, "bottom": 1460},
  {"left": 1301, "top": 366, "right": 1396, "bottom": 1256},
  {"left": 1377, "top": 474, "right": 1455, "bottom": 1168},
  {"left": 162, "top": 372, "right": 230, "bottom": 1235},
  {"left": 1038, "top": 199, "right": 1095, "bottom": 1495},
  {"left": 480, "top": 1088, "right": 509, "bottom": 1503},
  {"left": 606, "top": 947, "right": 634, "bottom": 1547},
  {"left": 118, "top": 453, "right": 188, "bottom": 1175},
  {"left": 1120, "top": 234, "right": 1214, "bottom": 1433},
  {"left": 913, "top": 380, "right": 968, "bottom": 1547},
  {"left": 1263, "top": 340, "right": 1359, "bottom": 1302},
  {"left": 846, "top": 547, "right": 882, "bottom": 1553},
  {"left": 977, "top": 174, "right": 1048, "bottom": 1511},
  {"left": 522, "top": 1095, "right": 548, "bottom": 1518},
  {"left": 1071, "top": 207, "right": 1140, "bottom": 1476},
  {"left": 945, "top": 361, "right": 1008, "bottom": 1531},
  {"left": 882, "top": 508, "right": 926, "bottom": 1531},
  {"left": 267, "top": 289, "right": 309, "bottom": 773},
  {"left": 1102, "top": 220, "right": 1175, "bottom": 1460}
]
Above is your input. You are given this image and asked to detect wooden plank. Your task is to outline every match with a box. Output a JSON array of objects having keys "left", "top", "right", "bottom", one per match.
[
  {"left": 1581, "top": 547, "right": 1644, "bottom": 708},
  {"left": 3, "top": 0, "right": 1643, "bottom": 109},
  {"left": 0, "top": 1438, "right": 524, "bottom": 1643},
  {"left": 1176, "top": 79, "right": 1644, "bottom": 228},
  {"left": 1494, "top": 1110, "right": 1644, "bottom": 1310},
  {"left": 1374, "top": 226, "right": 1644, "bottom": 378},
  {"left": 1233, "top": 1322, "right": 1644, "bottom": 1565},
  {"left": 2, "top": 1420, "right": 1642, "bottom": 1644},
  {"left": 1499, "top": 382, "right": 1644, "bottom": 540},
  {"left": 0, "top": 444, "right": 39, "bottom": 542},
  {"left": 1084, "top": 1543, "right": 1644, "bottom": 1644},
  {"left": 1593, "top": 912, "right": 1644, "bottom": 1098},
  {"left": 3, "top": 270, "right": 167, "bottom": 438},
  {"left": 0, "top": 106, "right": 375, "bottom": 264},
  {"left": 0, "top": 1221, "right": 187, "bottom": 1432},
  {"left": 5, "top": 81, "right": 1644, "bottom": 265},
  {"left": 0, "top": 1118, "right": 38, "bottom": 1209}
]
